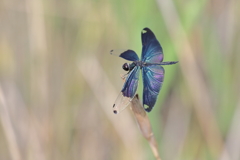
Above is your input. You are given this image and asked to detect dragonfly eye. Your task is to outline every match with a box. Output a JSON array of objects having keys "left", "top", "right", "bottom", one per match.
[{"left": 122, "top": 63, "right": 129, "bottom": 71}]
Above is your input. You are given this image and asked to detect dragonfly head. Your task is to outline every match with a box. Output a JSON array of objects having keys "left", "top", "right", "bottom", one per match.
[{"left": 122, "top": 63, "right": 130, "bottom": 71}]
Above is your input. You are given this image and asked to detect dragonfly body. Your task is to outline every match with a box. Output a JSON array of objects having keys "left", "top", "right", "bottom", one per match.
[
  {"left": 123, "top": 60, "right": 178, "bottom": 71},
  {"left": 111, "top": 28, "right": 178, "bottom": 114}
]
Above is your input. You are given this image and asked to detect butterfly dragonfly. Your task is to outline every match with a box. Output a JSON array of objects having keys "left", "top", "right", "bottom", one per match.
[{"left": 111, "top": 28, "right": 178, "bottom": 114}]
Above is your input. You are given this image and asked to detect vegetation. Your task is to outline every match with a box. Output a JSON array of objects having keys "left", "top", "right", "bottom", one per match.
[{"left": 0, "top": 0, "right": 239, "bottom": 159}]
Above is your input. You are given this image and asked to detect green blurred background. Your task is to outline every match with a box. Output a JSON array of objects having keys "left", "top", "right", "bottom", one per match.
[{"left": 0, "top": 0, "right": 240, "bottom": 160}]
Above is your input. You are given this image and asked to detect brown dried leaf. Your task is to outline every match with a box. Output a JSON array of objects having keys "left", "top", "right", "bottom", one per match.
[{"left": 130, "top": 94, "right": 162, "bottom": 160}]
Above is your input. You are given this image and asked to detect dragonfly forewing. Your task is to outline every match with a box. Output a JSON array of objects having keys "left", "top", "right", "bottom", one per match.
[{"left": 110, "top": 49, "right": 139, "bottom": 61}]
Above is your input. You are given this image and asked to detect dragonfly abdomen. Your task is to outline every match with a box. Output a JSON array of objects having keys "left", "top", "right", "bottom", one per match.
[{"left": 146, "top": 61, "right": 178, "bottom": 66}]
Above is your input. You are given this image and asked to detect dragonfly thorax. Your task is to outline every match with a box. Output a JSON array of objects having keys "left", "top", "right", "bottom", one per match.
[{"left": 134, "top": 61, "right": 145, "bottom": 69}]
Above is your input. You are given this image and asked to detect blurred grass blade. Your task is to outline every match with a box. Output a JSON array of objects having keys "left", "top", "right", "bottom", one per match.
[
  {"left": 78, "top": 56, "right": 144, "bottom": 159},
  {"left": 0, "top": 85, "right": 21, "bottom": 160},
  {"left": 157, "top": 0, "right": 223, "bottom": 157}
]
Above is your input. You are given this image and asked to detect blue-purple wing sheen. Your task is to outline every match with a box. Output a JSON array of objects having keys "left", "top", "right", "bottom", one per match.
[
  {"left": 141, "top": 28, "right": 163, "bottom": 63},
  {"left": 142, "top": 65, "right": 165, "bottom": 112},
  {"left": 121, "top": 66, "right": 140, "bottom": 97},
  {"left": 110, "top": 49, "right": 139, "bottom": 61},
  {"left": 141, "top": 28, "right": 165, "bottom": 112},
  {"left": 113, "top": 66, "right": 140, "bottom": 114}
]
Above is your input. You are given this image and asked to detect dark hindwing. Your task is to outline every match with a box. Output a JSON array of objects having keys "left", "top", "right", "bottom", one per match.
[
  {"left": 121, "top": 66, "right": 140, "bottom": 98},
  {"left": 142, "top": 65, "right": 165, "bottom": 112},
  {"left": 141, "top": 28, "right": 163, "bottom": 63}
]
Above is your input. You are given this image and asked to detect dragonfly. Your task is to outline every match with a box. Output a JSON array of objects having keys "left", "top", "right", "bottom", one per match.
[{"left": 111, "top": 28, "right": 178, "bottom": 114}]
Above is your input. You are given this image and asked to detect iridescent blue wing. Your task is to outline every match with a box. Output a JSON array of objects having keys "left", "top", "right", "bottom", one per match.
[
  {"left": 113, "top": 66, "right": 140, "bottom": 114},
  {"left": 141, "top": 28, "right": 163, "bottom": 63},
  {"left": 142, "top": 65, "right": 165, "bottom": 112},
  {"left": 110, "top": 49, "right": 139, "bottom": 61}
]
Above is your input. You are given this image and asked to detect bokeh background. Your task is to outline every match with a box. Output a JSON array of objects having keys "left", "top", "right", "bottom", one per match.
[{"left": 0, "top": 0, "right": 240, "bottom": 160}]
